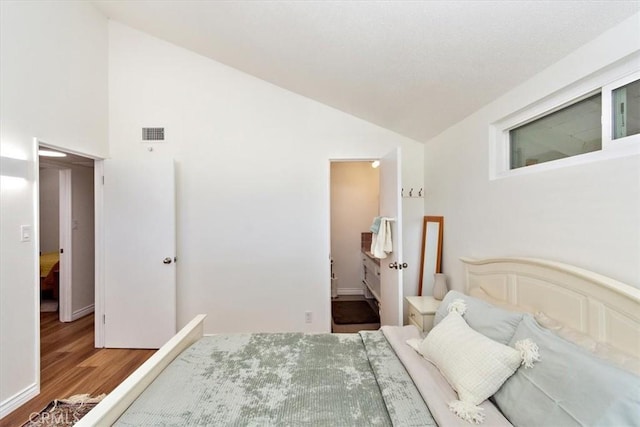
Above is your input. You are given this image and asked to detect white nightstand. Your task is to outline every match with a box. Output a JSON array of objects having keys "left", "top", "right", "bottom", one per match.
[{"left": 406, "top": 296, "right": 441, "bottom": 333}]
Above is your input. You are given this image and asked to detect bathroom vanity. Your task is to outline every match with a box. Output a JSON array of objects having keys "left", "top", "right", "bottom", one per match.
[{"left": 361, "top": 251, "right": 381, "bottom": 303}]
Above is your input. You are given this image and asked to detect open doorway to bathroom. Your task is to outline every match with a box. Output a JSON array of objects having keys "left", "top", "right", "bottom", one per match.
[{"left": 329, "top": 161, "right": 380, "bottom": 332}]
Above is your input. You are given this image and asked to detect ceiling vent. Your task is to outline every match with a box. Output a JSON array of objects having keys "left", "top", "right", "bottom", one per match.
[{"left": 142, "top": 127, "right": 165, "bottom": 142}]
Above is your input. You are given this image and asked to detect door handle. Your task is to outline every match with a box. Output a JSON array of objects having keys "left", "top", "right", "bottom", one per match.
[
  {"left": 388, "top": 262, "right": 408, "bottom": 270},
  {"left": 163, "top": 257, "right": 172, "bottom": 264}
]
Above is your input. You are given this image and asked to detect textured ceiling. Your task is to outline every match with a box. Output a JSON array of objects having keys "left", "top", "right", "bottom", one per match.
[{"left": 92, "top": 1, "right": 640, "bottom": 143}]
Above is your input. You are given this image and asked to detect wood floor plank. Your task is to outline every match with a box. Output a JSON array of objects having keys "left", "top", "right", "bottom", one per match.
[
  {"left": 41, "top": 348, "right": 99, "bottom": 384},
  {"left": 0, "top": 313, "right": 155, "bottom": 427},
  {"left": 78, "top": 349, "right": 131, "bottom": 368},
  {"left": 56, "top": 328, "right": 95, "bottom": 353}
]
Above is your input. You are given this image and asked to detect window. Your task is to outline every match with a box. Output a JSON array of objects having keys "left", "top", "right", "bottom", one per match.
[
  {"left": 510, "top": 93, "right": 602, "bottom": 169},
  {"left": 612, "top": 79, "right": 640, "bottom": 140},
  {"left": 491, "top": 64, "right": 640, "bottom": 179}
]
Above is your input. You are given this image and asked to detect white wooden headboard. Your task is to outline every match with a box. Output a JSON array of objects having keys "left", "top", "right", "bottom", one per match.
[{"left": 461, "top": 257, "right": 640, "bottom": 357}]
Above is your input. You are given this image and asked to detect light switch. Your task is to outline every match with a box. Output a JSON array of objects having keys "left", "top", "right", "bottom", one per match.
[{"left": 21, "top": 225, "right": 31, "bottom": 242}]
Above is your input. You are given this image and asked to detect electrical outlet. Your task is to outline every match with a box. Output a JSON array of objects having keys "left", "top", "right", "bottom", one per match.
[{"left": 305, "top": 311, "right": 312, "bottom": 323}]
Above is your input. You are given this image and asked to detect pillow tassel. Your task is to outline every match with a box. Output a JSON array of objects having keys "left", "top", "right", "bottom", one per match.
[
  {"left": 515, "top": 338, "right": 541, "bottom": 368},
  {"left": 449, "top": 400, "right": 485, "bottom": 424},
  {"left": 447, "top": 299, "right": 467, "bottom": 316}
]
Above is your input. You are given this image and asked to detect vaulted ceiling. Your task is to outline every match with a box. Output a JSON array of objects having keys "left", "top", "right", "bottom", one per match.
[{"left": 92, "top": 1, "right": 639, "bottom": 143}]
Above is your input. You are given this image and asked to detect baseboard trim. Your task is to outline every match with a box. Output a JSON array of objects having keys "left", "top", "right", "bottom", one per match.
[
  {"left": 0, "top": 382, "right": 39, "bottom": 419},
  {"left": 71, "top": 304, "right": 95, "bottom": 321},
  {"left": 337, "top": 288, "right": 364, "bottom": 296}
]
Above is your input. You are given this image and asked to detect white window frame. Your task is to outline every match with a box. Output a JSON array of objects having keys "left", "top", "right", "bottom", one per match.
[
  {"left": 602, "top": 70, "right": 640, "bottom": 148},
  {"left": 490, "top": 59, "right": 640, "bottom": 181}
]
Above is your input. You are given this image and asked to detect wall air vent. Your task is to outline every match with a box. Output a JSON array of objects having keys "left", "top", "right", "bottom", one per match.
[{"left": 142, "top": 127, "right": 165, "bottom": 142}]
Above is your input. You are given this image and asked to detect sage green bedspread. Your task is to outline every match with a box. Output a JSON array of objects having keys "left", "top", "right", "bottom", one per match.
[{"left": 115, "top": 330, "right": 435, "bottom": 426}]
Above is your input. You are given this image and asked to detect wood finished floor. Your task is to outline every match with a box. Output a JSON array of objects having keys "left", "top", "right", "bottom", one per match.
[{"left": 1, "top": 313, "right": 155, "bottom": 427}]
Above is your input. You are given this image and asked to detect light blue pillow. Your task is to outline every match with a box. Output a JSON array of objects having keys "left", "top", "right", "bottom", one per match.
[
  {"left": 494, "top": 315, "right": 640, "bottom": 427},
  {"left": 433, "top": 290, "right": 523, "bottom": 345}
]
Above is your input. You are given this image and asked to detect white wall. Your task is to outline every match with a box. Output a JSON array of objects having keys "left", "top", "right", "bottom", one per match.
[
  {"left": 71, "top": 165, "right": 95, "bottom": 316},
  {"left": 424, "top": 14, "right": 640, "bottom": 292},
  {"left": 38, "top": 169, "right": 60, "bottom": 254},
  {"left": 108, "top": 22, "right": 424, "bottom": 333},
  {"left": 0, "top": 1, "right": 107, "bottom": 416},
  {"left": 330, "top": 162, "right": 379, "bottom": 294}
]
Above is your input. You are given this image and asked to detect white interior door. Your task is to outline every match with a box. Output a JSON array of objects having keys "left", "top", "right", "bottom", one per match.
[
  {"left": 103, "top": 159, "right": 176, "bottom": 348},
  {"left": 379, "top": 148, "right": 404, "bottom": 326}
]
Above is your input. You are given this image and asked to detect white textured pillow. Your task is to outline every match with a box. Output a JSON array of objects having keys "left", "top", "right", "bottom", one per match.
[{"left": 419, "top": 312, "right": 522, "bottom": 423}]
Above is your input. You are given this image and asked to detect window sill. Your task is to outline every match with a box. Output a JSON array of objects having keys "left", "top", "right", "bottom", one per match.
[{"left": 491, "top": 138, "right": 640, "bottom": 181}]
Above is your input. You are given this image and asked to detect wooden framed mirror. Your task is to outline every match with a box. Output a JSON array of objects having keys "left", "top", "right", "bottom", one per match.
[{"left": 418, "top": 216, "right": 444, "bottom": 296}]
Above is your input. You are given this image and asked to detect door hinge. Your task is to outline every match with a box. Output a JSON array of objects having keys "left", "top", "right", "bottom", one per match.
[
  {"left": 60, "top": 248, "right": 64, "bottom": 254},
  {"left": 103, "top": 314, "right": 106, "bottom": 324},
  {"left": 102, "top": 176, "right": 105, "bottom": 185}
]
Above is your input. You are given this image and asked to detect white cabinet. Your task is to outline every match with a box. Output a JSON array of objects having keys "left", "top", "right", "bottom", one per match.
[{"left": 361, "top": 252, "right": 381, "bottom": 302}]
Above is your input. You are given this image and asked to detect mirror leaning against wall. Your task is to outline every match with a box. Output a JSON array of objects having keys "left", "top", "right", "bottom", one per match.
[{"left": 418, "top": 216, "right": 444, "bottom": 296}]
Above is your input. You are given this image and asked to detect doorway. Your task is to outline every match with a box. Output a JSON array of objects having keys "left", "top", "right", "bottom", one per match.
[
  {"left": 38, "top": 145, "right": 95, "bottom": 324},
  {"left": 329, "top": 161, "right": 380, "bottom": 332}
]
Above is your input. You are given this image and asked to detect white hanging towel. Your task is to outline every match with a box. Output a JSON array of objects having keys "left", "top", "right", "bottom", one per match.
[{"left": 371, "top": 217, "right": 393, "bottom": 259}]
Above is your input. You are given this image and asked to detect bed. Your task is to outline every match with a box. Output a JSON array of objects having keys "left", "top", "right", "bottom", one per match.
[
  {"left": 76, "top": 257, "right": 640, "bottom": 426},
  {"left": 40, "top": 252, "right": 60, "bottom": 299}
]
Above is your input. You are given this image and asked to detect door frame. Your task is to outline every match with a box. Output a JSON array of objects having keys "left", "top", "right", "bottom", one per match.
[
  {"left": 94, "top": 159, "right": 105, "bottom": 347},
  {"left": 328, "top": 157, "right": 379, "bottom": 298},
  {"left": 327, "top": 154, "right": 402, "bottom": 328},
  {"left": 34, "top": 138, "right": 105, "bottom": 346}
]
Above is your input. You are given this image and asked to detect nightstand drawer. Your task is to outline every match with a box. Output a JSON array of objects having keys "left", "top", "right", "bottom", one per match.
[
  {"left": 408, "top": 305, "right": 424, "bottom": 330},
  {"left": 409, "top": 316, "right": 422, "bottom": 331},
  {"left": 422, "top": 313, "right": 435, "bottom": 332}
]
